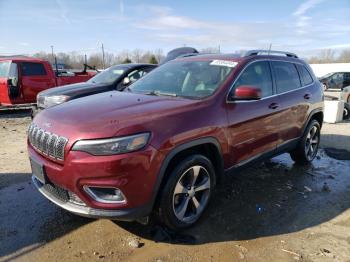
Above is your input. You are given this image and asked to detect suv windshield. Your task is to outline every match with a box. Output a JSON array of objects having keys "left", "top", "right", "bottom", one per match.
[
  {"left": 0, "top": 61, "right": 11, "bottom": 77},
  {"left": 129, "top": 60, "right": 235, "bottom": 99},
  {"left": 87, "top": 65, "right": 127, "bottom": 85}
]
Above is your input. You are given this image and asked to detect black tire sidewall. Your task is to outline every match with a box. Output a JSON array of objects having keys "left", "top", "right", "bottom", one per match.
[
  {"left": 301, "top": 120, "right": 321, "bottom": 162},
  {"left": 158, "top": 154, "right": 216, "bottom": 230}
]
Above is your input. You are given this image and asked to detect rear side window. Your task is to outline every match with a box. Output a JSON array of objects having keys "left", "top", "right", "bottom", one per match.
[
  {"left": 21, "top": 62, "right": 47, "bottom": 76},
  {"left": 232, "top": 61, "right": 273, "bottom": 97},
  {"left": 297, "top": 64, "right": 313, "bottom": 86},
  {"left": 272, "top": 61, "right": 301, "bottom": 93}
]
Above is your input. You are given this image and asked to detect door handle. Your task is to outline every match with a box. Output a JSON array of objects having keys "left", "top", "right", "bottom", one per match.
[
  {"left": 268, "top": 103, "right": 279, "bottom": 109},
  {"left": 304, "top": 93, "right": 311, "bottom": 100}
]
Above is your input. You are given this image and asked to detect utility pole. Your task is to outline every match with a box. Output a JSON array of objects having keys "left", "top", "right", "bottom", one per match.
[
  {"left": 50, "top": 45, "right": 54, "bottom": 63},
  {"left": 101, "top": 43, "right": 105, "bottom": 69},
  {"left": 218, "top": 44, "right": 221, "bottom": 53}
]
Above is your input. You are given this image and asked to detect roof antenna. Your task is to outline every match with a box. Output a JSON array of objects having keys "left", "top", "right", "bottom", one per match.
[{"left": 268, "top": 43, "right": 272, "bottom": 55}]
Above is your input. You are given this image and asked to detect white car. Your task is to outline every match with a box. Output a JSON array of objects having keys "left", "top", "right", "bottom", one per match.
[{"left": 340, "top": 85, "right": 350, "bottom": 103}]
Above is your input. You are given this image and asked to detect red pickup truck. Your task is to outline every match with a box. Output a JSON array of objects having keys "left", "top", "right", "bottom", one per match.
[{"left": 0, "top": 56, "right": 96, "bottom": 107}]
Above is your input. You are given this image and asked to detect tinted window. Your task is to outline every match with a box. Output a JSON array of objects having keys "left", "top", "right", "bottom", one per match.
[
  {"left": 272, "top": 61, "right": 301, "bottom": 93},
  {"left": 21, "top": 62, "right": 47, "bottom": 76},
  {"left": 232, "top": 61, "right": 273, "bottom": 97},
  {"left": 128, "top": 68, "right": 150, "bottom": 83},
  {"left": 297, "top": 64, "right": 313, "bottom": 86},
  {"left": 88, "top": 65, "right": 126, "bottom": 85}
]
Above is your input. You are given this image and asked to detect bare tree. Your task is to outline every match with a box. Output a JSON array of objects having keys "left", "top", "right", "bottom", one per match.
[
  {"left": 337, "top": 50, "right": 350, "bottom": 63},
  {"left": 131, "top": 49, "right": 143, "bottom": 63},
  {"left": 200, "top": 47, "right": 220, "bottom": 54}
]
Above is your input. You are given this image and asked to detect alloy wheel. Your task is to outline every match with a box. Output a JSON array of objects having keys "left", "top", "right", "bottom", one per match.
[
  {"left": 305, "top": 125, "right": 320, "bottom": 161},
  {"left": 172, "top": 165, "right": 211, "bottom": 223}
]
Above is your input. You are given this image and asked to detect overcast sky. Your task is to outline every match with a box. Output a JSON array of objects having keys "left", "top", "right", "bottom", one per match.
[{"left": 0, "top": 0, "right": 349, "bottom": 57}]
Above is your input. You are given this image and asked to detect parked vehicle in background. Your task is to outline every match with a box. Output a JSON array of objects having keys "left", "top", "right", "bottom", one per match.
[
  {"left": 34, "top": 47, "right": 199, "bottom": 115},
  {"left": 340, "top": 85, "right": 350, "bottom": 103},
  {"left": 34, "top": 63, "right": 156, "bottom": 114},
  {"left": 0, "top": 56, "right": 96, "bottom": 107},
  {"left": 324, "top": 85, "right": 350, "bottom": 119},
  {"left": 319, "top": 72, "right": 350, "bottom": 90},
  {"left": 28, "top": 50, "right": 323, "bottom": 229},
  {"left": 160, "top": 47, "right": 199, "bottom": 64}
]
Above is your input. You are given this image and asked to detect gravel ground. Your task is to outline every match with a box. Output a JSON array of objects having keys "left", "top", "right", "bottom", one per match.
[{"left": 0, "top": 111, "right": 350, "bottom": 262}]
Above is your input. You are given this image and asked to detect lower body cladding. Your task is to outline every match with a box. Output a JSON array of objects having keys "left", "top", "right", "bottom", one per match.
[{"left": 28, "top": 144, "right": 161, "bottom": 221}]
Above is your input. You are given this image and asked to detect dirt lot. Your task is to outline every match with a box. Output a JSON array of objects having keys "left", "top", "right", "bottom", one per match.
[{"left": 0, "top": 111, "right": 350, "bottom": 262}]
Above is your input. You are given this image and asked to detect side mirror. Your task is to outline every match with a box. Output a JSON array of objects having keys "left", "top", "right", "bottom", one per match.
[
  {"left": 122, "top": 76, "right": 131, "bottom": 86},
  {"left": 231, "top": 85, "right": 262, "bottom": 100}
]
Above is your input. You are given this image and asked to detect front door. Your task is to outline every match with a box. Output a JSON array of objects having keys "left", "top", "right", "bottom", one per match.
[{"left": 225, "top": 60, "right": 282, "bottom": 165}]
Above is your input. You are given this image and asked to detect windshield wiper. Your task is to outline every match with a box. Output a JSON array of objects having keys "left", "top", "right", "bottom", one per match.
[{"left": 144, "top": 90, "right": 177, "bottom": 97}]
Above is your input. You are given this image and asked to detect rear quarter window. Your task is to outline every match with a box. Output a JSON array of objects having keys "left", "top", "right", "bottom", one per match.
[
  {"left": 21, "top": 62, "right": 47, "bottom": 76},
  {"left": 272, "top": 61, "right": 301, "bottom": 93},
  {"left": 296, "top": 64, "right": 313, "bottom": 86}
]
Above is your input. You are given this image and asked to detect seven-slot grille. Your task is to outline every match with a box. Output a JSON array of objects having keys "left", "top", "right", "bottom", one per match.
[{"left": 28, "top": 123, "right": 68, "bottom": 160}]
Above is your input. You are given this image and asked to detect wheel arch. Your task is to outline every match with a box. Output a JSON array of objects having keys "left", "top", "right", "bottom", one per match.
[
  {"left": 150, "top": 137, "right": 224, "bottom": 209},
  {"left": 303, "top": 108, "right": 323, "bottom": 134}
]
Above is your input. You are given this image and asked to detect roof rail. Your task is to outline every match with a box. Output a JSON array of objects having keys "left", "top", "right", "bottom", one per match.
[{"left": 244, "top": 50, "right": 298, "bottom": 58}]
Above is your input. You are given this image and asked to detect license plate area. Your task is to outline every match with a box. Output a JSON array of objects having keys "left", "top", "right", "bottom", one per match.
[{"left": 30, "top": 158, "right": 47, "bottom": 184}]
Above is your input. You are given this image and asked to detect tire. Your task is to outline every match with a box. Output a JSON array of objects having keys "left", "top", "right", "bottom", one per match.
[
  {"left": 158, "top": 154, "right": 215, "bottom": 230},
  {"left": 290, "top": 120, "right": 321, "bottom": 164},
  {"left": 344, "top": 103, "right": 350, "bottom": 120},
  {"left": 322, "top": 83, "right": 328, "bottom": 91}
]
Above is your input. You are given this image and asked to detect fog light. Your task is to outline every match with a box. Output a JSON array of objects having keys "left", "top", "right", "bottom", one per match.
[{"left": 83, "top": 186, "right": 126, "bottom": 204}]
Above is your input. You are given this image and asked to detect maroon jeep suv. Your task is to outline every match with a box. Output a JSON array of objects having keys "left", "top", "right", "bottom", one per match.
[{"left": 28, "top": 50, "right": 323, "bottom": 229}]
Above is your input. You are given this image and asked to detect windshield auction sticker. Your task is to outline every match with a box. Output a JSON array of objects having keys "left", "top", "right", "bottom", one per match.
[{"left": 210, "top": 60, "right": 238, "bottom": 68}]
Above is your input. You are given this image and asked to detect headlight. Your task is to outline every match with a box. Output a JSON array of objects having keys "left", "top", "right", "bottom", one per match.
[
  {"left": 72, "top": 133, "right": 150, "bottom": 156},
  {"left": 38, "top": 95, "right": 69, "bottom": 109}
]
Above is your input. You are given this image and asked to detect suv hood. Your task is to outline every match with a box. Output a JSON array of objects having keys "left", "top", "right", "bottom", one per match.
[
  {"left": 38, "top": 82, "right": 113, "bottom": 98},
  {"left": 34, "top": 91, "right": 197, "bottom": 141}
]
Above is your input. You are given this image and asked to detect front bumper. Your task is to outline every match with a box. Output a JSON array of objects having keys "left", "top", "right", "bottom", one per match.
[
  {"left": 32, "top": 176, "right": 151, "bottom": 220},
  {"left": 28, "top": 143, "right": 162, "bottom": 221}
]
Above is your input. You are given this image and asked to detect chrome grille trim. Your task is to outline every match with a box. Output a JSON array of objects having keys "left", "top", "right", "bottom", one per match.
[{"left": 28, "top": 123, "right": 68, "bottom": 161}]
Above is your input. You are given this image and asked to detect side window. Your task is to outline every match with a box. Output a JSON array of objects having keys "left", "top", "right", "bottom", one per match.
[
  {"left": 21, "top": 62, "right": 47, "bottom": 76},
  {"left": 296, "top": 64, "right": 313, "bottom": 86},
  {"left": 128, "top": 69, "right": 149, "bottom": 83},
  {"left": 232, "top": 61, "right": 273, "bottom": 97},
  {"left": 9, "top": 63, "right": 18, "bottom": 78},
  {"left": 272, "top": 61, "right": 301, "bottom": 93}
]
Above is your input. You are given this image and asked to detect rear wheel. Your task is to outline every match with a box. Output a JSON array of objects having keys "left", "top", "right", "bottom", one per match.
[
  {"left": 344, "top": 103, "right": 350, "bottom": 120},
  {"left": 158, "top": 154, "right": 215, "bottom": 230},
  {"left": 290, "top": 120, "right": 321, "bottom": 164}
]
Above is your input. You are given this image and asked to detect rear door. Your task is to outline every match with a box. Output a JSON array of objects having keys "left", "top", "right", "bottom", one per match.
[
  {"left": 20, "top": 62, "right": 56, "bottom": 103},
  {"left": 226, "top": 60, "right": 282, "bottom": 165},
  {"left": 271, "top": 61, "right": 310, "bottom": 146}
]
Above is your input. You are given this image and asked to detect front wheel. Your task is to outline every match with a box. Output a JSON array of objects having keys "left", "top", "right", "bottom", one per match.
[
  {"left": 158, "top": 154, "right": 215, "bottom": 230},
  {"left": 290, "top": 120, "right": 321, "bottom": 164}
]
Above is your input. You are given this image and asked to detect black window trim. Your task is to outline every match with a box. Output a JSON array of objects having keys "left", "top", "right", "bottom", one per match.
[{"left": 226, "top": 59, "right": 315, "bottom": 103}]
